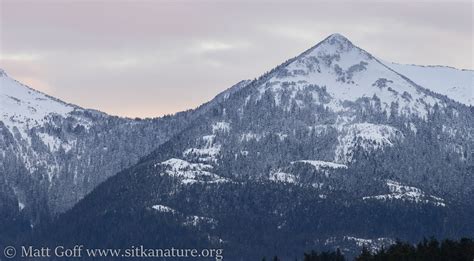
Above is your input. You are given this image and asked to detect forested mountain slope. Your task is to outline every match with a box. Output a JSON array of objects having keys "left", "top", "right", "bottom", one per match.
[
  {"left": 27, "top": 34, "right": 473, "bottom": 259},
  {"left": 0, "top": 68, "right": 249, "bottom": 241}
]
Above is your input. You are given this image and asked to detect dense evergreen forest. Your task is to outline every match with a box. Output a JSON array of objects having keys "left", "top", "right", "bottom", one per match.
[{"left": 262, "top": 238, "right": 474, "bottom": 261}]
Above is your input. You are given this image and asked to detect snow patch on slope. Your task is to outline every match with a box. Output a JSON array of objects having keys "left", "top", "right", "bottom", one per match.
[
  {"left": 324, "top": 235, "right": 395, "bottom": 253},
  {"left": 292, "top": 160, "right": 348, "bottom": 170},
  {"left": 363, "top": 180, "right": 446, "bottom": 207},
  {"left": 184, "top": 126, "right": 228, "bottom": 163},
  {"left": 183, "top": 146, "right": 221, "bottom": 164},
  {"left": 344, "top": 236, "right": 395, "bottom": 253},
  {"left": 269, "top": 171, "right": 297, "bottom": 184},
  {"left": 212, "top": 121, "right": 230, "bottom": 134},
  {"left": 184, "top": 215, "right": 218, "bottom": 227},
  {"left": 158, "top": 158, "right": 227, "bottom": 184},
  {"left": 335, "top": 123, "right": 403, "bottom": 163},
  {"left": 150, "top": 204, "right": 218, "bottom": 228},
  {"left": 152, "top": 204, "right": 177, "bottom": 214},
  {"left": 37, "top": 133, "right": 74, "bottom": 152}
]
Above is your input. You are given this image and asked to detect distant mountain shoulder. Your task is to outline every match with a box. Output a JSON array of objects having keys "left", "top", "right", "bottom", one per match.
[
  {"left": 0, "top": 67, "right": 251, "bottom": 241},
  {"left": 383, "top": 62, "right": 473, "bottom": 106}
]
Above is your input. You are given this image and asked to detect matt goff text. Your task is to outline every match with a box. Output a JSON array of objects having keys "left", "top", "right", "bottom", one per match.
[{"left": 3, "top": 245, "right": 224, "bottom": 260}]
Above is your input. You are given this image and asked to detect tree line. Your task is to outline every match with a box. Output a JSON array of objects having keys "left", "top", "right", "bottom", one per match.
[{"left": 263, "top": 238, "right": 474, "bottom": 261}]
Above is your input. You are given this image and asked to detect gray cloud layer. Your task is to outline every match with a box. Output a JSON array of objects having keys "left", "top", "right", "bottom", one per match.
[{"left": 1, "top": 0, "right": 472, "bottom": 117}]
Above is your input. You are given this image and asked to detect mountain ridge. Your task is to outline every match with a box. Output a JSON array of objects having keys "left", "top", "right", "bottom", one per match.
[
  {"left": 1, "top": 34, "right": 473, "bottom": 259},
  {"left": 0, "top": 68, "right": 253, "bottom": 236}
]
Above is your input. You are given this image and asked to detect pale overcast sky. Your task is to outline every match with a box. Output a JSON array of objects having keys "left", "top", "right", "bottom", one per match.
[{"left": 0, "top": 0, "right": 472, "bottom": 117}]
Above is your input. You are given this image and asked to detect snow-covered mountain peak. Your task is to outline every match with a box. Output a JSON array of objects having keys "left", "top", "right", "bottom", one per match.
[
  {"left": 326, "top": 33, "right": 350, "bottom": 41},
  {"left": 0, "top": 70, "right": 76, "bottom": 137},
  {"left": 304, "top": 33, "right": 369, "bottom": 62},
  {"left": 255, "top": 34, "right": 446, "bottom": 118},
  {"left": 319, "top": 33, "right": 355, "bottom": 52}
]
